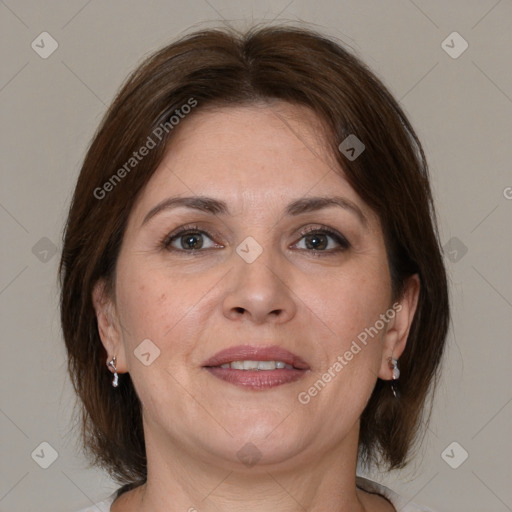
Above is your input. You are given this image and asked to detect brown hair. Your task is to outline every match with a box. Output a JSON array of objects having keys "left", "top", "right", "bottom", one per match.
[{"left": 59, "top": 25, "right": 449, "bottom": 492}]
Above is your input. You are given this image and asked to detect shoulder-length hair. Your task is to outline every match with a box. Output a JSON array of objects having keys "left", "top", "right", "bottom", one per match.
[{"left": 59, "top": 25, "right": 449, "bottom": 492}]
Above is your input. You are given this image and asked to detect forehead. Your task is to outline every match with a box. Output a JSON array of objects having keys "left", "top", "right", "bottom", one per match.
[{"left": 130, "top": 103, "right": 373, "bottom": 223}]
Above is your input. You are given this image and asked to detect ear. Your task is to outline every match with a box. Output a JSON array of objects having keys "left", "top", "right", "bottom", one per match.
[
  {"left": 378, "top": 274, "right": 420, "bottom": 380},
  {"left": 91, "top": 279, "right": 127, "bottom": 373}
]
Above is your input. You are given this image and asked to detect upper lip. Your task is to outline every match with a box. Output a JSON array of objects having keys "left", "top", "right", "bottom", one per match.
[{"left": 202, "top": 345, "right": 310, "bottom": 370}]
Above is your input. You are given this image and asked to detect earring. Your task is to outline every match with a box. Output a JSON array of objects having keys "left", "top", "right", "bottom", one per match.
[
  {"left": 107, "top": 356, "right": 119, "bottom": 388},
  {"left": 389, "top": 357, "right": 400, "bottom": 398}
]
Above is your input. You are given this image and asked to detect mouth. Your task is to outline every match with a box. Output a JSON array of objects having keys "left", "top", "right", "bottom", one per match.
[{"left": 202, "top": 345, "right": 310, "bottom": 390}]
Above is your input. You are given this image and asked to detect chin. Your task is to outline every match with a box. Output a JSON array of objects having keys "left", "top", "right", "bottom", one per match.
[{"left": 212, "top": 419, "right": 312, "bottom": 467}]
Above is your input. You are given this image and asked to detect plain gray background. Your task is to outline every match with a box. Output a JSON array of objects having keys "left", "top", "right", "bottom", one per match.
[{"left": 1, "top": 1, "right": 511, "bottom": 511}]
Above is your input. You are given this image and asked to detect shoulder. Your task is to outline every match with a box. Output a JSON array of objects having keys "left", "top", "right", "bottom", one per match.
[
  {"left": 73, "top": 493, "right": 116, "bottom": 512},
  {"left": 356, "top": 475, "right": 440, "bottom": 512}
]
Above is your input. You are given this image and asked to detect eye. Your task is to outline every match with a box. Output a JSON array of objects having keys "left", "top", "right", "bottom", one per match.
[
  {"left": 162, "top": 225, "right": 221, "bottom": 252},
  {"left": 292, "top": 226, "right": 350, "bottom": 254}
]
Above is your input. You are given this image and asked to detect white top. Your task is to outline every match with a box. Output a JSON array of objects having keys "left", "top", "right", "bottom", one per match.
[{"left": 75, "top": 476, "right": 438, "bottom": 511}]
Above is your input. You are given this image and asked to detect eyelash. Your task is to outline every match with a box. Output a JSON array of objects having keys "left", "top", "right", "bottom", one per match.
[{"left": 160, "top": 223, "right": 351, "bottom": 256}]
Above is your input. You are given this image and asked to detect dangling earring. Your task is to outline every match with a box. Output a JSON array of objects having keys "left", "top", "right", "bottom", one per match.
[
  {"left": 389, "top": 357, "right": 400, "bottom": 398},
  {"left": 108, "top": 356, "right": 119, "bottom": 388}
]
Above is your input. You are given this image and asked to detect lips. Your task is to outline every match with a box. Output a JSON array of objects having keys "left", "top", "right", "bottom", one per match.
[{"left": 203, "top": 345, "right": 310, "bottom": 390}]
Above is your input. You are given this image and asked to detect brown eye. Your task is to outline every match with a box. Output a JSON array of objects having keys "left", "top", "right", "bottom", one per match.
[
  {"left": 163, "top": 228, "right": 219, "bottom": 252},
  {"left": 293, "top": 227, "right": 350, "bottom": 253},
  {"left": 304, "top": 233, "right": 329, "bottom": 250},
  {"left": 176, "top": 232, "right": 205, "bottom": 250}
]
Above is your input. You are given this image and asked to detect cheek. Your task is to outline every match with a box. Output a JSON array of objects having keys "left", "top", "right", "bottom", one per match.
[
  {"left": 113, "top": 262, "right": 211, "bottom": 416},
  {"left": 114, "top": 259, "right": 222, "bottom": 359},
  {"left": 115, "top": 272, "right": 174, "bottom": 344},
  {"left": 306, "top": 267, "right": 390, "bottom": 345},
  {"left": 297, "top": 264, "right": 391, "bottom": 408}
]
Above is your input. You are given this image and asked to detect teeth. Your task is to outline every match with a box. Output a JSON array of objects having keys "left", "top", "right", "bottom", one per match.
[
  {"left": 219, "top": 360, "right": 293, "bottom": 370},
  {"left": 257, "top": 361, "right": 276, "bottom": 370}
]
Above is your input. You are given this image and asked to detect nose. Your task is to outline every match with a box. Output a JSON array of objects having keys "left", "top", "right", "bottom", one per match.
[{"left": 222, "top": 247, "right": 297, "bottom": 325}]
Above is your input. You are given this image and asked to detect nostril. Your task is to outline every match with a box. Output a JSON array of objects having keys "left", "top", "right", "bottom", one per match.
[{"left": 234, "top": 307, "right": 245, "bottom": 314}]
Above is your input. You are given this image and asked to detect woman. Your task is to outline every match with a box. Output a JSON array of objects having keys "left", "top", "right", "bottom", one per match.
[{"left": 60, "top": 25, "right": 449, "bottom": 512}]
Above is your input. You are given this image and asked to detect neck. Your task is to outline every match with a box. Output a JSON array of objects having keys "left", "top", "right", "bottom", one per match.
[{"left": 113, "top": 424, "right": 380, "bottom": 512}]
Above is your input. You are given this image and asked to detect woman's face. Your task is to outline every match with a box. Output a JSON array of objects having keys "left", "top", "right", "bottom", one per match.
[{"left": 96, "top": 102, "right": 413, "bottom": 471}]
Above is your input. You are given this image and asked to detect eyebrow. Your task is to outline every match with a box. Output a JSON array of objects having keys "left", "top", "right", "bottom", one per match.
[{"left": 141, "top": 195, "right": 368, "bottom": 227}]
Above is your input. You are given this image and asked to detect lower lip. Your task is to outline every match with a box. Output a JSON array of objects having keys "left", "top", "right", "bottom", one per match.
[{"left": 205, "top": 367, "right": 307, "bottom": 390}]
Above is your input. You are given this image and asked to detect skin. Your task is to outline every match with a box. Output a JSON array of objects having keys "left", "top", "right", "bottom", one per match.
[{"left": 93, "top": 102, "right": 419, "bottom": 512}]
